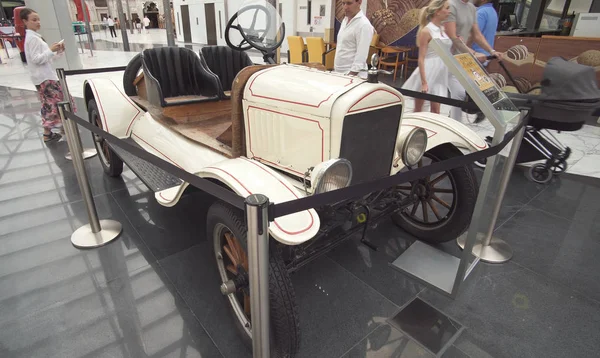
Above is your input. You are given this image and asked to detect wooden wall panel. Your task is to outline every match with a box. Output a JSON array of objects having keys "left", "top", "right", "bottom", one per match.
[
  {"left": 486, "top": 37, "right": 542, "bottom": 88},
  {"left": 534, "top": 36, "right": 600, "bottom": 84}
]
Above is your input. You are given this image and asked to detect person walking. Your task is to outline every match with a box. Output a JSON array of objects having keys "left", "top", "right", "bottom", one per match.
[
  {"left": 444, "top": 0, "right": 502, "bottom": 122},
  {"left": 143, "top": 15, "right": 151, "bottom": 34},
  {"left": 334, "top": 0, "right": 374, "bottom": 79},
  {"left": 21, "top": 7, "right": 67, "bottom": 142},
  {"left": 107, "top": 16, "right": 116, "bottom": 38},
  {"left": 472, "top": 0, "right": 499, "bottom": 122},
  {"left": 402, "top": 0, "right": 452, "bottom": 114}
]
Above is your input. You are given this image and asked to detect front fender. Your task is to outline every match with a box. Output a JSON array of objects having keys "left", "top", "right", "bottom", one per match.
[
  {"left": 83, "top": 78, "right": 143, "bottom": 138},
  {"left": 197, "top": 157, "right": 320, "bottom": 246},
  {"left": 393, "top": 112, "right": 487, "bottom": 173}
]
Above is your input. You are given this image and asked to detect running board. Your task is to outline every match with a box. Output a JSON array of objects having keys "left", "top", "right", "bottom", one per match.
[{"left": 110, "top": 138, "right": 183, "bottom": 192}]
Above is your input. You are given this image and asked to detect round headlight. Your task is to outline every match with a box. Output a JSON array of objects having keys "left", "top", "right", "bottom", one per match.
[
  {"left": 400, "top": 128, "right": 428, "bottom": 167},
  {"left": 311, "top": 158, "right": 353, "bottom": 194}
]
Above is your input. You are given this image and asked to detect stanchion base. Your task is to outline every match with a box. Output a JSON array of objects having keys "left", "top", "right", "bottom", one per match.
[
  {"left": 71, "top": 220, "right": 122, "bottom": 249},
  {"left": 66, "top": 148, "right": 97, "bottom": 160},
  {"left": 457, "top": 234, "right": 513, "bottom": 263}
]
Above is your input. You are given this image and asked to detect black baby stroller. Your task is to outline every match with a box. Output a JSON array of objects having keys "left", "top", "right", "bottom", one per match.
[{"left": 482, "top": 57, "right": 600, "bottom": 184}]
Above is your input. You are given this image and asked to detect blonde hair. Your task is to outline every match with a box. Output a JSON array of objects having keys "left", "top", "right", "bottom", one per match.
[{"left": 418, "top": 0, "right": 447, "bottom": 33}]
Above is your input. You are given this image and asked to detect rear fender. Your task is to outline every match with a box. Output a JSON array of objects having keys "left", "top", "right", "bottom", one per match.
[
  {"left": 83, "top": 78, "right": 144, "bottom": 138},
  {"left": 197, "top": 157, "right": 320, "bottom": 246},
  {"left": 393, "top": 112, "right": 487, "bottom": 173}
]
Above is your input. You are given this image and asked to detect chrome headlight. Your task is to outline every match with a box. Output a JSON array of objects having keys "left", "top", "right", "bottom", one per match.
[
  {"left": 398, "top": 128, "right": 427, "bottom": 167},
  {"left": 310, "top": 158, "right": 353, "bottom": 194}
]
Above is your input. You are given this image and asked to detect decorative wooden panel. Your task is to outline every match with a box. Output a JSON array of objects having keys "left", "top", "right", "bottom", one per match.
[{"left": 486, "top": 37, "right": 542, "bottom": 89}]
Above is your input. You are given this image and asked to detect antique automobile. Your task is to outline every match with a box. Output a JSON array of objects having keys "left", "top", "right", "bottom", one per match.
[{"left": 81, "top": 2, "right": 485, "bottom": 356}]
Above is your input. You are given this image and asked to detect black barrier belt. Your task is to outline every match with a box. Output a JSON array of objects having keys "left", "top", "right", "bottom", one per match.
[
  {"left": 65, "top": 108, "right": 524, "bottom": 221},
  {"left": 64, "top": 111, "right": 246, "bottom": 210},
  {"left": 64, "top": 66, "right": 128, "bottom": 76},
  {"left": 393, "top": 87, "right": 480, "bottom": 112},
  {"left": 270, "top": 120, "right": 526, "bottom": 219}
]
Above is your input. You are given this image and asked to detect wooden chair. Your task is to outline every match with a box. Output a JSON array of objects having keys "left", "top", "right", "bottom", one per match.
[
  {"left": 287, "top": 36, "right": 307, "bottom": 64},
  {"left": 305, "top": 37, "right": 336, "bottom": 70},
  {"left": 378, "top": 46, "right": 410, "bottom": 82}
]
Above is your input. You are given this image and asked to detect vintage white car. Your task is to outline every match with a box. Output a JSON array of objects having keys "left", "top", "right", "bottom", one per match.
[{"left": 82, "top": 3, "right": 486, "bottom": 356}]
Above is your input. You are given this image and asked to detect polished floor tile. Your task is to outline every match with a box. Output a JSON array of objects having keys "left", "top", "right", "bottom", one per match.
[
  {"left": 493, "top": 205, "right": 600, "bottom": 302},
  {"left": 342, "top": 323, "right": 469, "bottom": 358},
  {"left": 388, "top": 298, "right": 462, "bottom": 355},
  {"left": 0, "top": 262, "right": 222, "bottom": 358},
  {"left": 112, "top": 186, "right": 213, "bottom": 260},
  {"left": 291, "top": 257, "right": 400, "bottom": 358},
  {"left": 419, "top": 261, "right": 600, "bottom": 358},
  {"left": 326, "top": 219, "right": 425, "bottom": 307},
  {"left": 0, "top": 193, "right": 156, "bottom": 326}
]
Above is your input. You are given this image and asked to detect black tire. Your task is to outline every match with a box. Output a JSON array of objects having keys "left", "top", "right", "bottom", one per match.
[
  {"left": 208, "top": 201, "right": 300, "bottom": 358},
  {"left": 87, "top": 99, "right": 123, "bottom": 177},
  {"left": 392, "top": 144, "right": 478, "bottom": 244},
  {"left": 123, "top": 53, "right": 142, "bottom": 96}
]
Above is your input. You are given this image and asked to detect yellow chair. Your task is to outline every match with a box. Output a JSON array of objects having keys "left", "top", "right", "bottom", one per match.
[
  {"left": 305, "top": 37, "right": 336, "bottom": 70},
  {"left": 287, "top": 36, "right": 307, "bottom": 64}
]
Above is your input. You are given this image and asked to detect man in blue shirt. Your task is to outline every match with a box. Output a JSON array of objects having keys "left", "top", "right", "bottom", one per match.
[
  {"left": 472, "top": 0, "right": 498, "bottom": 123},
  {"left": 472, "top": 0, "right": 498, "bottom": 57}
]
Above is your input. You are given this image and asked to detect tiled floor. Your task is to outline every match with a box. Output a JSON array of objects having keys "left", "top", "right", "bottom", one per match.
[{"left": 1, "top": 30, "right": 600, "bottom": 357}]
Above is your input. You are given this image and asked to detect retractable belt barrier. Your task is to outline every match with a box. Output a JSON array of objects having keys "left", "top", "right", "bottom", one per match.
[
  {"left": 393, "top": 86, "right": 481, "bottom": 112},
  {"left": 64, "top": 110, "right": 526, "bottom": 221},
  {"left": 64, "top": 66, "right": 128, "bottom": 76}
]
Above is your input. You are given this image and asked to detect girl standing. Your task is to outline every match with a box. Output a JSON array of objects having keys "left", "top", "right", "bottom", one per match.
[
  {"left": 401, "top": 0, "right": 452, "bottom": 114},
  {"left": 21, "top": 8, "right": 66, "bottom": 143}
]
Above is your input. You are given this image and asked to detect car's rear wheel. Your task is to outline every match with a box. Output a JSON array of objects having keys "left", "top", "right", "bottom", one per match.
[
  {"left": 208, "top": 201, "right": 300, "bottom": 357},
  {"left": 392, "top": 144, "right": 478, "bottom": 244},
  {"left": 88, "top": 99, "right": 123, "bottom": 177}
]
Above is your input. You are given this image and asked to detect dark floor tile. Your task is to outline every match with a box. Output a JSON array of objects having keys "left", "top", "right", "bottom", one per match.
[
  {"left": 326, "top": 219, "right": 424, "bottom": 307},
  {"left": 0, "top": 263, "right": 221, "bottom": 358},
  {"left": 0, "top": 193, "right": 156, "bottom": 324},
  {"left": 342, "top": 323, "right": 469, "bottom": 358},
  {"left": 493, "top": 205, "right": 600, "bottom": 301},
  {"left": 388, "top": 298, "right": 462, "bottom": 355},
  {"left": 291, "top": 257, "right": 400, "bottom": 358},
  {"left": 419, "top": 261, "right": 600, "bottom": 358},
  {"left": 113, "top": 186, "right": 213, "bottom": 260},
  {"left": 528, "top": 174, "right": 600, "bottom": 228},
  {"left": 158, "top": 242, "right": 251, "bottom": 358},
  {"left": 341, "top": 323, "right": 435, "bottom": 358}
]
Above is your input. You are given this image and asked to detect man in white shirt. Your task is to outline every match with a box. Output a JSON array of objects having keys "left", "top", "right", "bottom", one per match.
[
  {"left": 143, "top": 16, "right": 151, "bottom": 34},
  {"left": 107, "top": 16, "right": 116, "bottom": 38},
  {"left": 334, "top": 0, "right": 374, "bottom": 78}
]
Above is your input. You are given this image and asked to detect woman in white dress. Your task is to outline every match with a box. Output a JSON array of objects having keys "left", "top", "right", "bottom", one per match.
[{"left": 402, "top": 0, "right": 452, "bottom": 114}]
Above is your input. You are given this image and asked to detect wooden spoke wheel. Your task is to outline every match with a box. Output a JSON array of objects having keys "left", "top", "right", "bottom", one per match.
[
  {"left": 392, "top": 144, "right": 478, "bottom": 244},
  {"left": 208, "top": 201, "right": 300, "bottom": 357}
]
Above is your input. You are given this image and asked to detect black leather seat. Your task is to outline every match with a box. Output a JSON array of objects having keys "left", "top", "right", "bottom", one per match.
[
  {"left": 141, "top": 47, "right": 222, "bottom": 107},
  {"left": 200, "top": 46, "right": 254, "bottom": 98}
]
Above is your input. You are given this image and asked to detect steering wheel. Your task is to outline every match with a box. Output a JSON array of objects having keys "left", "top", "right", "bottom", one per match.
[{"left": 225, "top": 4, "right": 286, "bottom": 56}]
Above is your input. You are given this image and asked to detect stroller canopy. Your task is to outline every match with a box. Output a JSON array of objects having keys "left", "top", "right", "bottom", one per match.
[{"left": 541, "top": 57, "right": 600, "bottom": 101}]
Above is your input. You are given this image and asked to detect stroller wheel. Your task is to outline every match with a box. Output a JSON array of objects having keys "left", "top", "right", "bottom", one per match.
[
  {"left": 529, "top": 164, "right": 553, "bottom": 184},
  {"left": 551, "top": 160, "right": 567, "bottom": 174}
]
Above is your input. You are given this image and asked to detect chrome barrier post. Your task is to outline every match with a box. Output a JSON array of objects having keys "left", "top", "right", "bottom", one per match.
[
  {"left": 245, "top": 194, "right": 271, "bottom": 358},
  {"left": 56, "top": 68, "right": 97, "bottom": 160},
  {"left": 457, "top": 122, "right": 527, "bottom": 263},
  {"left": 58, "top": 101, "right": 122, "bottom": 248}
]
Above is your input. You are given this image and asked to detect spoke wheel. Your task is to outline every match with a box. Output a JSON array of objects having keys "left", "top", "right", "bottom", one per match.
[
  {"left": 392, "top": 144, "right": 478, "bottom": 244},
  {"left": 87, "top": 99, "right": 123, "bottom": 177},
  {"left": 209, "top": 202, "right": 300, "bottom": 357}
]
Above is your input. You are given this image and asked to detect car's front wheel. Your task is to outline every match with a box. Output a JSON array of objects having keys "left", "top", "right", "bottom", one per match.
[
  {"left": 392, "top": 144, "right": 478, "bottom": 244},
  {"left": 207, "top": 201, "right": 300, "bottom": 357}
]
